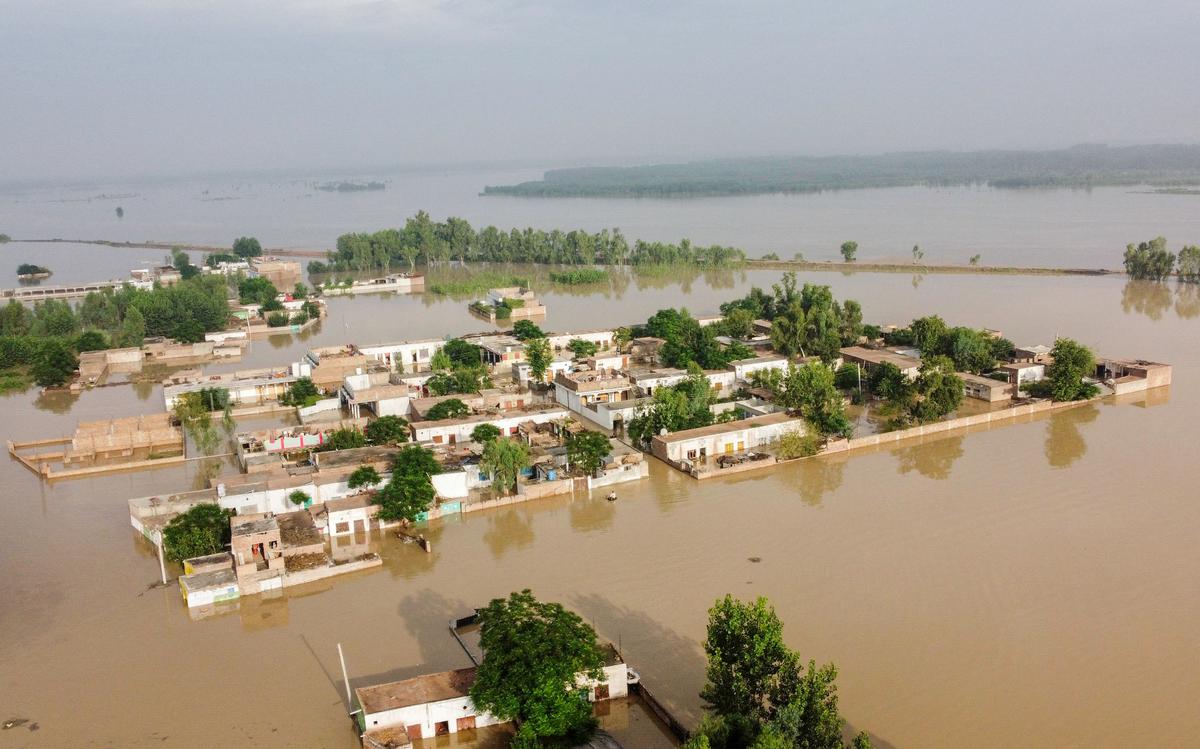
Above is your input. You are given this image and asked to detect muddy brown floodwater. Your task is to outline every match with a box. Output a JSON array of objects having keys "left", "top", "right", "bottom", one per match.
[{"left": 0, "top": 271, "right": 1197, "bottom": 748}]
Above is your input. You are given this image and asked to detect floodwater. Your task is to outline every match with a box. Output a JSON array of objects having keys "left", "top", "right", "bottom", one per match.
[
  {"left": 0, "top": 265, "right": 1196, "bottom": 748},
  {"left": 3, "top": 169, "right": 1200, "bottom": 270}
]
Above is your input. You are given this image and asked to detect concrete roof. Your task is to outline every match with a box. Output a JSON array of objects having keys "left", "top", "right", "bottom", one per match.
[
  {"left": 840, "top": 346, "right": 921, "bottom": 370},
  {"left": 357, "top": 667, "right": 477, "bottom": 714},
  {"left": 179, "top": 568, "right": 238, "bottom": 591},
  {"left": 654, "top": 412, "right": 801, "bottom": 444},
  {"left": 231, "top": 516, "right": 278, "bottom": 536}
]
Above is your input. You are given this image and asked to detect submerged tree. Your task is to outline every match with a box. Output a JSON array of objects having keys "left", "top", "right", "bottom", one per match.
[
  {"left": 839, "top": 241, "right": 858, "bottom": 263},
  {"left": 1123, "top": 236, "right": 1175, "bottom": 281}
]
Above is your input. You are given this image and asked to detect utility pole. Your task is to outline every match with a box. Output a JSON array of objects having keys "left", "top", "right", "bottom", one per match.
[
  {"left": 156, "top": 530, "right": 167, "bottom": 585},
  {"left": 338, "top": 642, "right": 352, "bottom": 708}
]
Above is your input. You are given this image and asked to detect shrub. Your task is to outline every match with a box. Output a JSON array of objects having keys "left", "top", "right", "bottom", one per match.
[
  {"left": 266, "top": 311, "right": 290, "bottom": 327},
  {"left": 775, "top": 430, "right": 823, "bottom": 459}
]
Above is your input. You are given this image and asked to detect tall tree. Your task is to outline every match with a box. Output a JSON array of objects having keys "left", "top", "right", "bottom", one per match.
[
  {"left": 839, "top": 241, "right": 858, "bottom": 263},
  {"left": 481, "top": 437, "right": 531, "bottom": 495},
  {"left": 701, "top": 595, "right": 799, "bottom": 722},
  {"left": 567, "top": 430, "right": 612, "bottom": 475},
  {"left": 525, "top": 337, "right": 552, "bottom": 383},
  {"left": 470, "top": 591, "right": 605, "bottom": 747}
]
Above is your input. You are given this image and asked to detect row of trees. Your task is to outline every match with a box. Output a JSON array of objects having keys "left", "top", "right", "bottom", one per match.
[
  {"left": 308, "top": 211, "right": 747, "bottom": 272},
  {"left": 885, "top": 315, "right": 1014, "bottom": 374},
  {"left": 1122, "top": 236, "right": 1200, "bottom": 282}
]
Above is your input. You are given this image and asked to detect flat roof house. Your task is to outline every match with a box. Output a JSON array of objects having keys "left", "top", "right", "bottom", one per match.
[
  {"left": 729, "top": 353, "right": 790, "bottom": 382},
  {"left": 357, "top": 339, "right": 445, "bottom": 374},
  {"left": 410, "top": 405, "right": 569, "bottom": 445},
  {"left": 839, "top": 346, "right": 921, "bottom": 378},
  {"left": 1096, "top": 357, "right": 1173, "bottom": 395},
  {"left": 555, "top": 370, "right": 635, "bottom": 413},
  {"left": 356, "top": 643, "right": 628, "bottom": 744},
  {"left": 651, "top": 412, "right": 805, "bottom": 467},
  {"left": 1014, "top": 344, "right": 1053, "bottom": 364},
  {"left": 959, "top": 372, "right": 1014, "bottom": 402},
  {"left": 545, "top": 328, "right": 616, "bottom": 352},
  {"left": 342, "top": 371, "right": 410, "bottom": 419},
  {"left": 1000, "top": 362, "right": 1046, "bottom": 387}
]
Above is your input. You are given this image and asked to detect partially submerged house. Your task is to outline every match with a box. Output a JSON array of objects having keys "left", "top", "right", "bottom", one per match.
[
  {"left": 959, "top": 372, "right": 1014, "bottom": 402},
  {"left": 1096, "top": 358, "right": 1173, "bottom": 395},
  {"left": 355, "top": 644, "right": 629, "bottom": 744},
  {"left": 650, "top": 412, "right": 804, "bottom": 468},
  {"left": 410, "top": 405, "right": 570, "bottom": 445},
  {"left": 357, "top": 338, "right": 445, "bottom": 373}
]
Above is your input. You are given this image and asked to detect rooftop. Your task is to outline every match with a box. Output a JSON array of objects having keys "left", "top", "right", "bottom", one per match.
[
  {"left": 357, "top": 667, "right": 477, "bottom": 714},
  {"left": 840, "top": 346, "right": 922, "bottom": 370},
  {"left": 729, "top": 353, "right": 789, "bottom": 366},
  {"left": 231, "top": 516, "right": 279, "bottom": 536},
  {"left": 958, "top": 372, "right": 1011, "bottom": 388},
  {"left": 654, "top": 411, "right": 801, "bottom": 444},
  {"left": 414, "top": 405, "right": 568, "bottom": 431},
  {"left": 179, "top": 568, "right": 238, "bottom": 592}
]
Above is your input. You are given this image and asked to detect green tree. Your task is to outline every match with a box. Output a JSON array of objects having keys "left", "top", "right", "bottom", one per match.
[
  {"left": 118, "top": 306, "right": 146, "bottom": 348},
  {"left": 833, "top": 363, "right": 860, "bottom": 391},
  {"left": 75, "top": 329, "right": 109, "bottom": 352},
  {"left": 567, "top": 430, "right": 611, "bottom": 475},
  {"left": 511, "top": 319, "right": 545, "bottom": 340},
  {"left": 442, "top": 338, "right": 481, "bottom": 367},
  {"left": 701, "top": 595, "right": 799, "bottom": 722},
  {"left": 232, "top": 236, "right": 263, "bottom": 258},
  {"left": 778, "top": 363, "right": 851, "bottom": 437},
  {"left": 614, "top": 326, "right": 633, "bottom": 353},
  {"left": 525, "top": 337, "right": 552, "bottom": 383},
  {"left": 969, "top": 254, "right": 981, "bottom": 266},
  {"left": 279, "top": 377, "right": 321, "bottom": 407},
  {"left": 839, "top": 241, "right": 858, "bottom": 263},
  {"left": 1177, "top": 245, "right": 1200, "bottom": 283},
  {"left": 392, "top": 444, "right": 442, "bottom": 479},
  {"left": 481, "top": 437, "right": 531, "bottom": 495},
  {"left": 944, "top": 327, "right": 996, "bottom": 373},
  {"left": 317, "top": 428, "right": 366, "bottom": 452},
  {"left": 365, "top": 415, "right": 409, "bottom": 445},
  {"left": 289, "top": 490, "right": 310, "bottom": 506},
  {"left": 31, "top": 339, "right": 78, "bottom": 387},
  {"left": 161, "top": 504, "right": 232, "bottom": 563},
  {"left": 375, "top": 474, "right": 435, "bottom": 522},
  {"left": 469, "top": 590, "right": 605, "bottom": 746},
  {"left": 911, "top": 355, "right": 963, "bottom": 423},
  {"left": 425, "top": 398, "right": 470, "bottom": 420},
  {"left": 911, "top": 244, "right": 924, "bottom": 263},
  {"left": 1043, "top": 338, "right": 1099, "bottom": 401},
  {"left": 471, "top": 423, "right": 502, "bottom": 444},
  {"left": 909, "top": 315, "right": 948, "bottom": 356},
  {"left": 347, "top": 465, "right": 381, "bottom": 489},
  {"left": 429, "top": 348, "right": 452, "bottom": 371},
  {"left": 239, "top": 276, "right": 278, "bottom": 306},
  {"left": 1123, "top": 236, "right": 1175, "bottom": 281},
  {"left": 568, "top": 338, "right": 599, "bottom": 359},
  {"left": 0, "top": 299, "right": 33, "bottom": 336}
]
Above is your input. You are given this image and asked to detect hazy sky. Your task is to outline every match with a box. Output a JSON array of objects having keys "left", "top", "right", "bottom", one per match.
[{"left": 2, "top": 0, "right": 1198, "bottom": 181}]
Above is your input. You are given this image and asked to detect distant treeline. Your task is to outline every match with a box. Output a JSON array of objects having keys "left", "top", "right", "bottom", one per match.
[
  {"left": 307, "top": 211, "right": 745, "bottom": 272},
  {"left": 483, "top": 144, "right": 1200, "bottom": 197}
]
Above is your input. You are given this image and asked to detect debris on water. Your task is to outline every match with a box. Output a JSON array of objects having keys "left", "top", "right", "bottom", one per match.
[
  {"left": 748, "top": 556, "right": 762, "bottom": 563},
  {"left": 3, "top": 718, "right": 29, "bottom": 730},
  {"left": 27, "top": 723, "right": 38, "bottom": 732}
]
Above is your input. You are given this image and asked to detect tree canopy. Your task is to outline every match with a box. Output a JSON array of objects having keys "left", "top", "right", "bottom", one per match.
[
  {"left": 691, "top": 595, "right": 871, "bottom": 749},
  {"left": 232, "top": 236, "right": 263, "bottom": 258},
  {"left": 365, "top": 415, "right": 409, "bottom": 445},
  {"left": 524, "top": 337, "right": 552, "bottom": 383},
  {"left": 347, "top": 465, "right": 381, "bottom": 489},
  {"left": 425, "top": 398, "right": 470, "bottom": 421},
  {"left": 481, "top": 437, "right": 531, "bottom": 495},
  {"left": 162, "top": 503, "right": 232, "bottom": 563},
  {"left": 1123, "top": 236, "right": 1175, "bottom": 281},
  {"left": 567, "top": 430, "right": 612, "bottom": 475},
  {"left": 469, "top": 590, "right": 605, "bottom": 747}
]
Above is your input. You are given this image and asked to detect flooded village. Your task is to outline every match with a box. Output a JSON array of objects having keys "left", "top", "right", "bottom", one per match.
[{"left": 0, "top": 239, "right": 1183, "bottom": 749}]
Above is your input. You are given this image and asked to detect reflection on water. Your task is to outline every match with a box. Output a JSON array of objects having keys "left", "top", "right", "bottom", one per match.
[
  {"left": 894, "top": 435, "right": 965, "bottom": 480},
  {"left": 1121, "top": 280, "right": 1200, "bottom": 321},
  {"left": 482, "top": 508, "right": 536, "bottom": 560},
  {"left": 1044, "top": 405, "right": 1099, "bottom": 469},
  {"left": 911, "top": 273, "right": 924, "bottom": 290},
  {"left": 33, "top": 389, "right": 80, "bottom": 413},
  {"left": 790, "top": 452, "right": 848, "bottom": 506},
  {"left": 570, "top": 495, "right": 617, "bottom": 533}
]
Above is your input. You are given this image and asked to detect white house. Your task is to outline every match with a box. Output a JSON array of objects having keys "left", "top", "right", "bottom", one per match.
[
  {"left": 356, "top": 645, "right": 629, "bottom": 742},
  {"left": 729, "top": 354, "right": 790, "bottom": 382},
  {"left": 358, "top": 339, "right": 445, "bottom": 373},
  {"left": 554, "top": 371, "right": 635, "bottom": 414},
  {"left": 651, "top": 412, "right": 805, "bottom": 465},
  {"left": 629, "top": 368, "right": 689, "bottom": 396},
  {"left": 512, "top": 356, "right": 574, "bottom": 387},
  {"left": 410, "top": 405, "right": 570, "bottom": 445},
  {"left": 545, "top": 328, "right": 616, "bottom": 353},
  {"left": 341, "top": 371, "right": 411, "bottom": 418},
  {"left": 1001, "top": 362, "right": 1046, "bottom": 387}
]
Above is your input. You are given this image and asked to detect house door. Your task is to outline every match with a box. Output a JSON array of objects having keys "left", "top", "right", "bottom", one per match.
[
  {"left": 434, "top": 720, "right": 450, "bottom": 736},
  {"left": 405, "top": 724, "right": 422, "bottom": 740},
  {"left": 448, "top": 434, "right": 456, "bottom": 444},
  {"left": 594, "top": 684, "right": 610, "bottom": 701},
  {"left": 736, "top": 441, "right": 745, "bottom": 452},
  {"left": 724, "top": 443, "right": 734, "bottom": 454},
  {"left": 456, "top": 716, "right": 476, "bottom": 732}
]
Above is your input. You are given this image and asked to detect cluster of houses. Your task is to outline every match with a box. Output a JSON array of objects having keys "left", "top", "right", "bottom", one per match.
[{"left": 322, "top": 273, "right": 425, "bottom": 296}]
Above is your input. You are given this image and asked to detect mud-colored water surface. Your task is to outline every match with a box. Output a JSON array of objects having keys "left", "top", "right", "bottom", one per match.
[{"left": 0, "top": 270, "right": 1196, "bottom": 748}]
